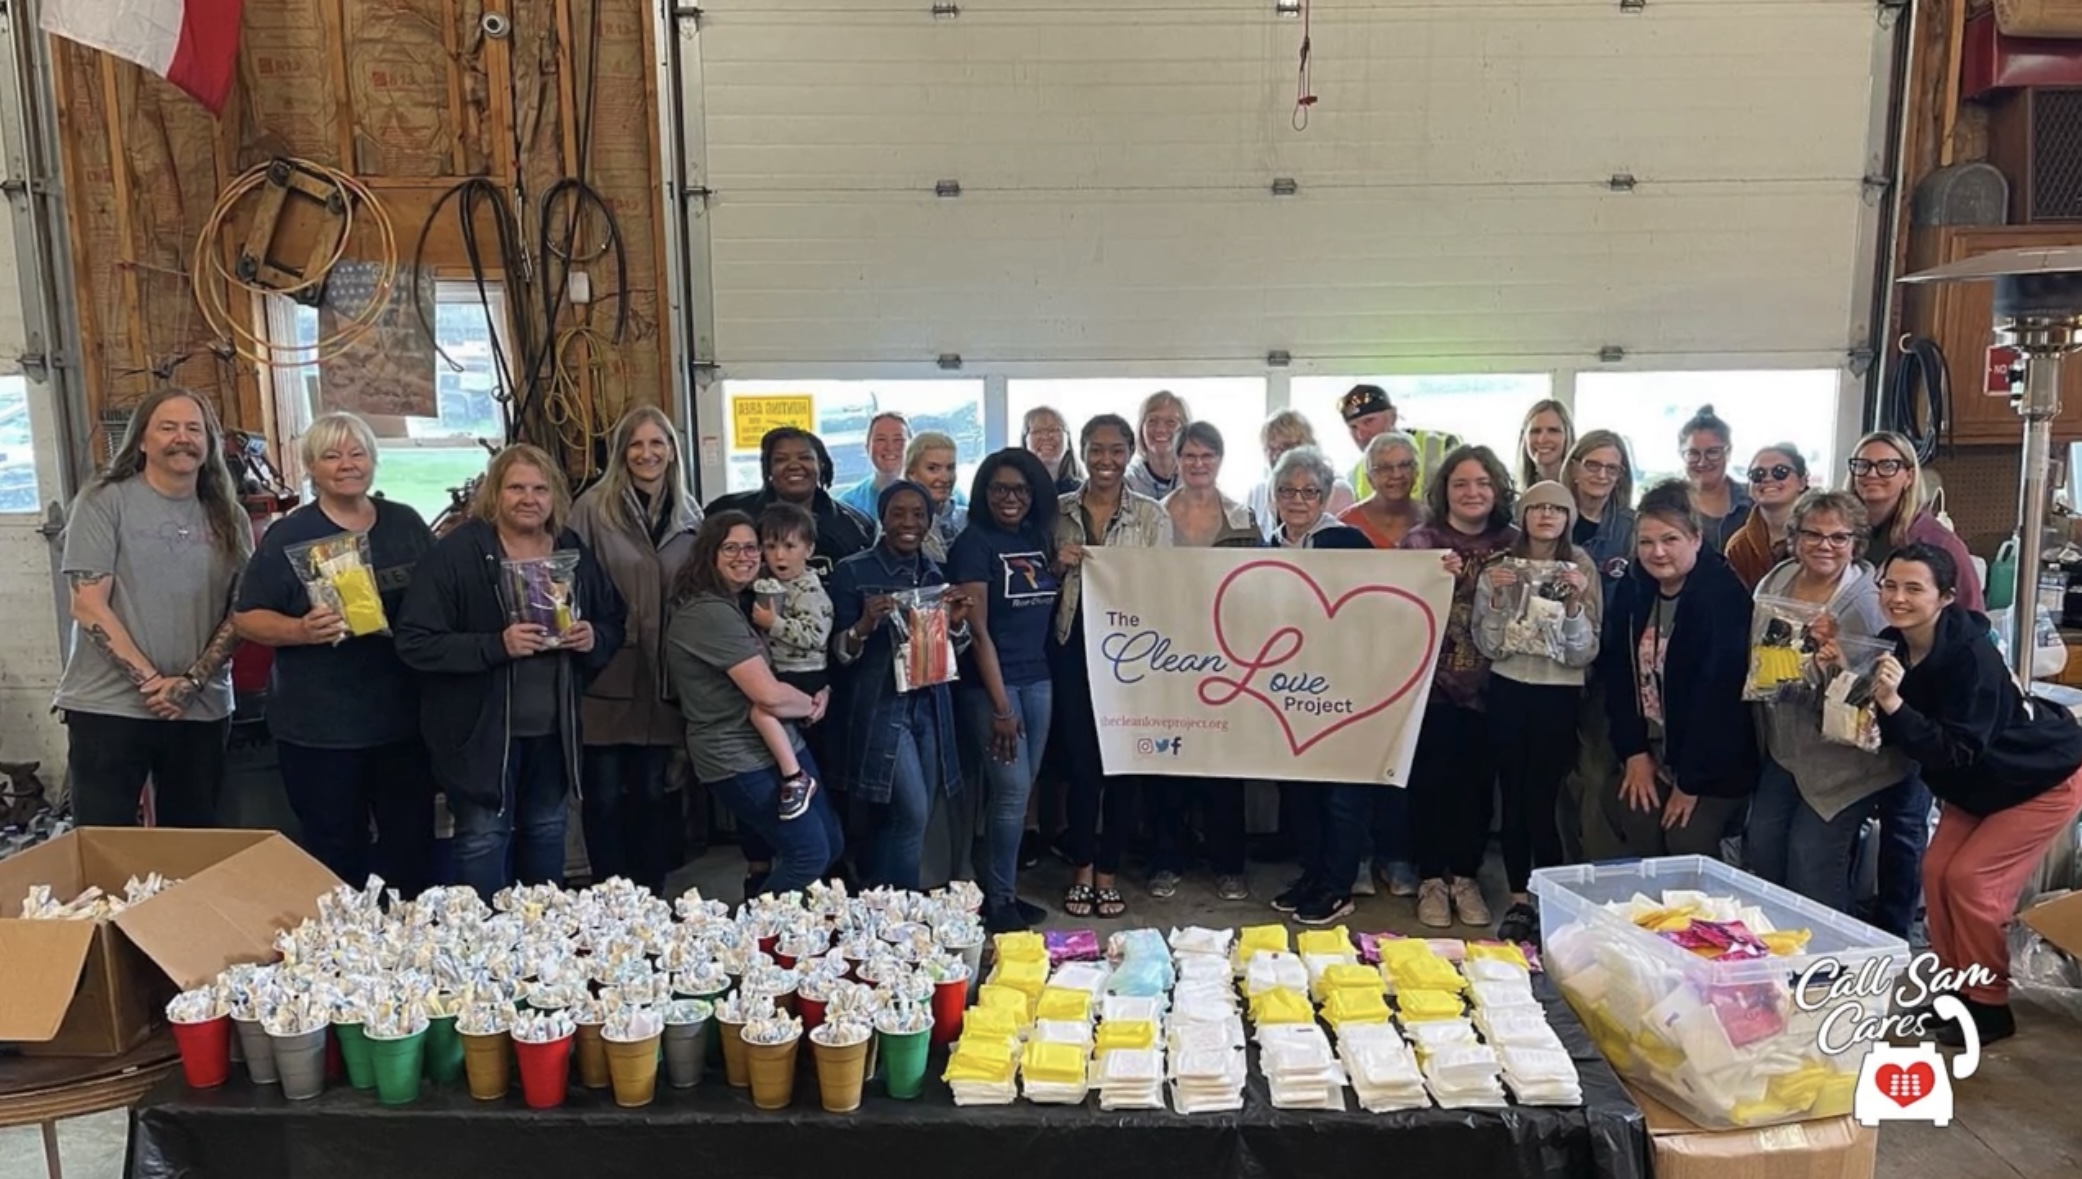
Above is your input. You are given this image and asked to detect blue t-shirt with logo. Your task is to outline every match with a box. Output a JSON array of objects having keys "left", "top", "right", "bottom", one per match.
[{"left": 947, "top": 522, "right": 1060, "bottom": 687}]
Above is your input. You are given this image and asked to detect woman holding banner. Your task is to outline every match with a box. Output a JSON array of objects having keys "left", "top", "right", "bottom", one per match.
[
  {"left": 1260, "top": 446, "right": 1377, "bottom": 926},
  {"left": 1052, "top": 414, "right": 1173, "bottom": 919},
  {"left": 1472, "top": 481, "right": 1600, "bottom": 943},
  {"left": 1398, "top": 445, "right": 1520, "bottom": 929},
  {"left": 1149, "top": 421, "right": 1262, "bottom": 903}
]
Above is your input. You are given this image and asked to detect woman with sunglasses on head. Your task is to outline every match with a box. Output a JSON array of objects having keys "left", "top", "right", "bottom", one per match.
[
  {"left": 1678, "top": 405, "right": 1751, "bottom": 554},
  {"left": 1745, "top": 491, "right": 1914, "bottom": 920},
  {"left": 1558, "top": 430, "right": 1637, "bottom": 861},
  {"left": 1848, "top": 429, "right": 1980, "bottom": 938},
  {"left": 1871, "top": 543, "right": 2082, "bottom": 1046},
  {"left": 1725, "top": 445, "right": 1811, "bottom": 590}
]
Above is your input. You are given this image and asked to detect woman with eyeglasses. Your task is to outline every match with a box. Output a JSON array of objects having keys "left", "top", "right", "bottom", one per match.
[
  {"left": 1745, "top": 490, "right": 1914, "bottom": 920},
  {"left": 949, "top": 448, "right": 1063, "bottom": 932},
  {"left": 1148, "top": 422, "right": 1261, "bottom": 904},
  {"left": 1021, "top": 406, "right": 1083, "bottom": 495},
  {"left": 1338, "top": 432, "right": 1422, "bottom": 551},
  {"left": 1559, "top": 430, "right": 1637, "bottom": 861},
  {"left": 1517, "top": 399, "right": 1575, "bottom": 490},
  {"left": 1397, "top": 445, "right": 1520, "bottom": 929},
  {"left": 1678, "top": 405, "right": 1751, "bottom": 553},
  {"left": 1847, "top": 429, "right": 1980, "bottom": 939},
  {"left": 1595, "top": 480, "right": 1755, "bottom": 862},
  {"left": 1123, "top": 390, "right": 1190, "bottom": 501},
  {"left": 1725, "top": 445, "right": 1811, "bottom": 590}
]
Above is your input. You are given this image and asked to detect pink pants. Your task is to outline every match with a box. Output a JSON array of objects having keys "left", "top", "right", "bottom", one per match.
[{"left": 1922, "top": 767, "right": 2082, "bottom": 1003}]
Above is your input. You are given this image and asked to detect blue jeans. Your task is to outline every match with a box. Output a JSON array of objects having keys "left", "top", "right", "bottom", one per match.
[
  {"left": 959, "top": 680, "right": 1054, "bottom": 909},
  {"left": 1868, "top": 773, "right": 1933, "bottom": 939},
  {"left": 1745, "top": 757, "right": 1873, "bottom": 917},
  {"left": 1289, "top": 783, "right": 1374, "bottom": 898},
  {"left": 450, "top": 734, "right": 569, "bottom": 902},
  {"left": 867, "top": 693, "right": 945, "bottom": 891},
  {"left": 277, "top": 739, "right": 436, "bottom": 899},
  {"left": 581, "top": 744, "right": 672, "bottom": 893},
  {"left": 706, "top": 746, "right": 844, "bottom": 895}
]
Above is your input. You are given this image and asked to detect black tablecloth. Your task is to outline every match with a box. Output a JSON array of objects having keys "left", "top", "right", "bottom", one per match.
[{"left": 129, "top": 985, "right": 1649, "bottom": 1179}]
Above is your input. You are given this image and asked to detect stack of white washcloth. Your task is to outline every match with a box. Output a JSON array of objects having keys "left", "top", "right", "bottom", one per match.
[
  {"left": 1334, "top": 1022, "right": 1430, "bottom": 1112},
  {"left": 1465, "top": 959, "right": 1581, "bottom": 1106},
  {"left": 1259, "top": 1023, "right": 1349, "bottom": 1110},
  {"left": 1245, "top": 950, "right": 1310, "bottom": 1000},
  {"left": 1402, "top": 1017, "right": 1505, "bottom": 1108},
  {"left": 1165, "top": 927, "right": 1247, "bottom": 1114},
  {"left": 1097, "top": 1046, "right": 1166, "bottom": 1110}
]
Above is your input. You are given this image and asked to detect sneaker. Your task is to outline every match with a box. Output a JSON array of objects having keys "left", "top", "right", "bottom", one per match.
[
  {"left": 1014, "top": 898, "right": 1048, "bottom": 926},
  {"left": 1495, "top": 900, "right": 1539, "bottom": 945},
  {"left": 1384, "top": 861, "right": 1420, "bottom": 897},
  {"left": 1935, "top": 998, "right": 2016, "bottom": 1048},
  {"left": 1150, "top": 870, "right": 1181, "bottom": 899},
  {"left": 1272, "top": 877, "right": 1317, "bottom": 914},
  {"left": 1352, "top": 857, "right": 1377, "bottom": 897},
  {"left": 1296, "top": 892, "right": 1356, "bottom": 926},
  {"left": 984, "top": 902, "right": 1030, "bottom": 934},
  {"left": 1416, "top": 879, "right": 1452, "bottom": 929},
  {"left": 1215, "top": 874, "right": 1250, "bottom": 901},
  {"left": 777, "top": 772, "right": 818, "bottom": 821},
  {"left": 1450, "top": 878, "right": 1491, "bottom": 927}
]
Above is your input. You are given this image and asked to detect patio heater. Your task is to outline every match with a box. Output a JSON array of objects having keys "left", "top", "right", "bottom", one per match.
[{"left": 1900, "top": 246, "right": 2082, "bottom": 896}]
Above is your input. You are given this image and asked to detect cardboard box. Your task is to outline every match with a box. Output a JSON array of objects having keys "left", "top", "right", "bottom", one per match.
[
  {"left": 2023, "top": 889, "right": 2082, "bottom": 959},
  {"left": 0, "top": 828, "right": 340, "bottom": 1057},
  {"left": 1627, "top": 1083, "right": 1877, "bottom": 1179}
]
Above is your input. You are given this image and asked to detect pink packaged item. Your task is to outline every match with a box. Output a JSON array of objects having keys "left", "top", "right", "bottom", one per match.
[{"left": 1044, "top": 929, "right": 1101, "bottom": 965}]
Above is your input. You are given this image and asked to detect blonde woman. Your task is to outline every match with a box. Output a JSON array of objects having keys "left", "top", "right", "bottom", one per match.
[
  {"left": 1517, "top": 399, "right": 1575, "bottom": 489},
  {"left": 569, "top": 406, "right": 703, "bottom": 893},
  {"left": 1021, "top": 405, "right": 1083, "bottom": 494},
  {"left": 906, "top": 430, "right": 967, "bottom": 561},
  {"left": 397, "top": 444, "right": 628, "bottom": 899},
  {"left": 234, "top": 412, "right": 436, "bottom": 894},
  {"left": 1123, "top": 390, "right": 1190, "bottom": 500},
  {"left": 1246, "top": 409, "right": 1354, "bottom": 539}
]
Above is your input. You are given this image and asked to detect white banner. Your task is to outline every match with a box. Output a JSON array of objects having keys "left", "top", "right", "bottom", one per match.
[{"left": 1081, "top": 548, "right": 1453, "bottom": 785}]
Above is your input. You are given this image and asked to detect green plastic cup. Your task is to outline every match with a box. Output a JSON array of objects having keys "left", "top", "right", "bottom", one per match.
[
  {"left": 424, "top": 1015, "right": 465, "bottom": 1085},
  {"left": 368, "top": 1028, "right": 428, "bottom": 1106},
  {"left": 334, "top": 1022, "right": 377, "bottom": 1091},
  {"left": 878, "top": 1027, "right": 930, "bottom": 1100}
]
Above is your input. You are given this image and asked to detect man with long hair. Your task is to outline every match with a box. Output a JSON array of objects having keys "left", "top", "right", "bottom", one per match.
[{"left": 54, "top": 389, "right": 252, "bottom": 827}]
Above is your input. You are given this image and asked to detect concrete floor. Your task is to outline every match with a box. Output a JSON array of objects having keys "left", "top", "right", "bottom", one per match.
[{"left": 8, "top": 845, "right": 2080, "bottom": 1178}]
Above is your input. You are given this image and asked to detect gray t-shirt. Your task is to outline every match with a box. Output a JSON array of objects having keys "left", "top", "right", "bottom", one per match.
[
  {"left": 55, "top": 478, "right": 241, "bottom": 722},
  {"left": 667, "top": 591, "right": 800, "bottom": 784}
]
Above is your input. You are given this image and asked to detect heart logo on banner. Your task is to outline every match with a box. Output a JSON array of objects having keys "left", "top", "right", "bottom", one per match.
[
  {"left": 1874, "top": 1061, "right": 1935, "bottom": 1108},
  {"left": 1197, "top": 559, "right": 1438, "bottom": 756}
]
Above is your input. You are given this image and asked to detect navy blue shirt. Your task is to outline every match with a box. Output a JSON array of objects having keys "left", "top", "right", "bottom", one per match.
[
  {"left": 947, "top": 523, "right": 1060, "bottom": 687},
  {"left": 236, "top": 498, "right": 433, "bottom": 748}
]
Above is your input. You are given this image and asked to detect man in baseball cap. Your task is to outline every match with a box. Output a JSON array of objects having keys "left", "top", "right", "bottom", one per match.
[{"left": 1340, "top": 384, "right": 1460, "bottom": 502}]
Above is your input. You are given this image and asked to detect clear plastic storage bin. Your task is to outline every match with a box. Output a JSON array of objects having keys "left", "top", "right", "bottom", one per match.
[{"left": 1530, "top": 856, "right": 1910, "bottom": 1130}]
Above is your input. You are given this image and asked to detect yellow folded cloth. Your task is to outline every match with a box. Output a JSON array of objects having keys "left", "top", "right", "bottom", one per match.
[
  {"left": 945, "top": 1037, "right": 1017, "bottom": 1083},
  {"left": 993, "top": 931, "right": 1047, "bottom": 964},
  {"left": 1239, "top": 924, "right": 1290, "bottom": 963},
  {"left": 1320, "top": 963, "right": 1385, "bottom": 995},
  {"left": 1394, "top": 988, "right": 1465, "bottom": 1022},
  {"left": 1021, "top": 1040, "right": 1087, "bottom": 1085},
  {"left": 1035, "top": 987, "right": 1092, "bottom": 1024},
  {"left": 961, "top": 1006, "right": 1020, "bottom": 1046},
  {"left": 1249, "top": 987, "right": 1314, "bottom": 1026},
  {"left": 1382, "top": 954, "right": 1467, "bottom": 995},
  {"left": 977, "top": 983, "right": 1034, "bottom": 1027},
  {"left": 1295, "top": 927, "right": 1353, "bottom": 957},
  {"left": 1323, "top": 988, "right": 1392, "bottom": 1027},
  {"left": 1094, "top": 1019, "right": 1156, "bottom": 1054},
  {"left": 992, "top": 956, "right": 1048, "bottom": 997},
  {"left": 1464, "top": 942, "right": 1530, "bottom": 970}
]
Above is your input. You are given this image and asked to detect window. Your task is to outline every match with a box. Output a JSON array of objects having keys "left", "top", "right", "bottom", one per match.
[
  {"left": 1574, "top": 371, "right": 1841, "bottom": 496},
  {"left": 0, "top": 375, "right": 35, "bottom": 512},
  {"left": 1006, "top": 378, "right": 1269, "bottom": 499},
  {"left": 721, "top": 380, "right": 986, "bottom": 495},
  {"left": 278, "top": 285, "right": 509, "bottom": 521},
  {"left": 1290, "top": 375, "right": 1552, "bottom": 487}
]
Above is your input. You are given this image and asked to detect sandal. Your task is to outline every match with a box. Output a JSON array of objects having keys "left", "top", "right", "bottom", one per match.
[
  {"left": 1095, "top": 887, "right": 1127, "bottom": 919},
  {"left": 1062, "top": 882, "right": 1096, "bottom": 918}
]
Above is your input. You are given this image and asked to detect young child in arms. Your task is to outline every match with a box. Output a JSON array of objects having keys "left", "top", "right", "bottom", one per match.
[{"left": 749, "top": 503, "right": 832, "bottom": 821}]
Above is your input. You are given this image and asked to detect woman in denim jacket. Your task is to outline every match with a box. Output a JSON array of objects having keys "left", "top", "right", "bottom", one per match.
[{"left": 827, "top": 481, "right": 974, "bottom": 890}]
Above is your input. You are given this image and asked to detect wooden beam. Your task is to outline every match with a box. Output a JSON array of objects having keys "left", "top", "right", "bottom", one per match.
[
  {"left": 323, "top": 0, "right": 355, "bottom": 169},
  {"left": 1938, "top": 0, "right": 1967, "bottom": 168},
  {"left": 551, "top": 0, "right": 594, "bottom": 462},
  {"left": 46, "top": 42, "right": 108, "bottom": 431},
  {"left": 97, "top": 55, "right": 150, "bottom": 402},
  {"left": 483, "top": 0, "right": 517, "bottom": 189},
  {"left": 640, "top": 0, "right": 676, "bottom": 415},
  {"left": 444, "top": 0, "right": 468, "bottom": 175},
  {"left": 213, "top": 77, "right": 267, "bottom": 436},
  {"left": 1882, "top": 0, "right": 1957, "bottom": 395}
]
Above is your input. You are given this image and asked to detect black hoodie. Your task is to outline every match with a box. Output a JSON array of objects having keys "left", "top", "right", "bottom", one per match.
[
  {"left": 1599, "top": 545, "right": 1757, "bottom": 798},
  {"left": 1877, "top": 605, "right": 2082, "bottom": 817}
]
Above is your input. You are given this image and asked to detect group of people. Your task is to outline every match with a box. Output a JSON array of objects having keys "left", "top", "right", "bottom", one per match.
[{"left": 53, "top": 384, "right": 2082, "bottom": 1047}]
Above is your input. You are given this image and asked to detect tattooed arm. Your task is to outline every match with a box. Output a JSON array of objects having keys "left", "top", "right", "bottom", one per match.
[{"left": 66, "top": 571, "right": 164, "bottom": 691}]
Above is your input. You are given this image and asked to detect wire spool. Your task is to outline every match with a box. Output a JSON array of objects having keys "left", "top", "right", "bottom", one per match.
[{"left": 192, "top": 159, "right": 399, "bottom": 367}]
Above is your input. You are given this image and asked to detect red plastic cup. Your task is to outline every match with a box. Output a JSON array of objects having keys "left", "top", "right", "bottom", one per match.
[
  {"left": 324, "top": 1027, "right": 344, "bottom": 1081},
  {"left": 799, "top": 995, "right": 828, "bottom": 1034},
  {"left": 171, "top": 1016, "right": 233, "bottom": 1089},
  {"left": 930, "top": 978, "right": 966, "bottom": 1046},
  {"left": 758, "top": 934, "right": 778, "bottom": 959},
  {"left": 774, "top": 951, "right": 797, "bottom": 971},
  {"left": 513, "top": 1033, "right": 575, "bottom": 1109}
]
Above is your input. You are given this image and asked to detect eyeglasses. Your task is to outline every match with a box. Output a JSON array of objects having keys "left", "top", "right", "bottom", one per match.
[
  {"left": 1796, "top": 528, "right": 1857, "bottom": 548},
  {"left": 720, "top": 542, "right": 760, "bottom": 557},
  {"left": 1179, "top": 452, "right": 1220, "bottom": 465},
  {"left": 1274, "top": 487, "right": 1325, "bottom": 503},
  {"left": 1681, "top": 446, "right": 1729, "bottom": 464},
  {"left": 1747, "top": 464, "right": 1797, "bottom": 483},
  {"left": 986, "top": 483, "right": 1031, "bottom": 500},
  {"left": 1369, "top": 460, "right": 1416, "bottom": 477},
  {"left": 1577, "top": 459, "right": 1623, "bottom": 478},
  {"left": 1847, "top": 457, "right": 1909, "bottom": 478}
]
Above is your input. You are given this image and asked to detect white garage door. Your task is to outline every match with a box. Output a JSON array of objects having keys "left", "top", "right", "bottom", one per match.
[{"left": 681, "top": 0, "right": 1889, "bottom": 374}]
